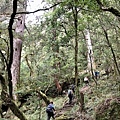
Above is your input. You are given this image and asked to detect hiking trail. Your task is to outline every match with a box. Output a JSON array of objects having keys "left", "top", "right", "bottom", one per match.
[{"left": 55, "top": 85, "right": 93, "bottom": 120}]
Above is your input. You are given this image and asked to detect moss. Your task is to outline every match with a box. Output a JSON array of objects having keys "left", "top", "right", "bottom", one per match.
[
  {"left": 95, "top": 97, "right": 120, "bottom": 120},
  {"left": 55, "top": 114, "right": 74, "bottom": 120}
]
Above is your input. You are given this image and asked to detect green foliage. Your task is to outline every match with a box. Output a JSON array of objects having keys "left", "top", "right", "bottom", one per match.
[
  {"left": 0, "top": 0, "right": 120, "bottom": 119},
  {"left": 95, "top": 98, "right": 120, "bottom": 120}
]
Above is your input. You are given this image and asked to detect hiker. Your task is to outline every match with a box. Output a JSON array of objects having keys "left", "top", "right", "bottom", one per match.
[
  {"left": 46, "top": 101, "right": 55, "bottom": 120},
  {"left": 94, "top": 71, "right": 100, "bottom": 79},
  {"left": 68, "top": 88, "right": 73, "bottom": 104},
  {"left": 84, "top": 76, "right": 89, "bottom": 85}
]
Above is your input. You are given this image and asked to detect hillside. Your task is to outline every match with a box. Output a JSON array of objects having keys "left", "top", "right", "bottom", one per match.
[{"left": 2, "top": 74, "right": 119, "bottom": 120}]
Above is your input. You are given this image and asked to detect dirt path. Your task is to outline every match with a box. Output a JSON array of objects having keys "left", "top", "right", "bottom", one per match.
[
  {"left": 55, "top": 98, "right": 76, "bottom": 119},
  {"left": 54, "top": 85, "right": 93, "bottom": 120}
]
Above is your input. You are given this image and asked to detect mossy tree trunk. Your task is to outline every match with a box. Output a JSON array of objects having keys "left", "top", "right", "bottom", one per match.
[
  {"left": 6, "top": 0, "right": 28, "bottom": 119},
  {"left": 0, "top": 74, "right": 27, "bottom": 120},
  {"left": 79, "top": 92, "right": 84, "bottom": 112},
  {"left": 51, "top": 5, "right": 62, "bottom": 95},
  {"left": 36, "top": 90, "right": 50, "bottom": 106},
  {"left": 71, "top": 1, "right": 78, "bottom": 87},
  {"left": 100, "top": 23, "right": 120, "bottom": 75}
]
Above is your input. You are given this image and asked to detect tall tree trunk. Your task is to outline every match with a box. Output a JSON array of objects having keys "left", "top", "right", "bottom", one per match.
[
  {"left": 99, "top": 18, "right": 120, "bottom": 75},
  {"left": 54, "top": 77, "right": 62, "bottom": 95},
  {"left": 6, "top": 0, "right": 27, "bottom": 119},
  {"left": 11, "top": 1, "right": 26, "bottom": 100},
  {"left": 72, "top": 2, "right": 78, "bottom": 87},
  {"left": 8, "top": 0, "right": 17, "bottom": 100},
  {"left": 11, "top": 38, "right": 22, "bottom": 100},
  {"left": 102, "top": 27, "right": 120, "bottom": 75},
  {"left": 51, "top": 6, "right": 62, "bottom": 94},
  {"left": 85, "top": 29, "right": 96, "bottom": 76}
]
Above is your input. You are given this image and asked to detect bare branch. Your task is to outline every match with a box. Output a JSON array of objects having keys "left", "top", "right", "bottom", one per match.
[
  {"left": 16, "top": 2, "right": 62, "bottom": 14},
  {"left": 0, "top": 50, "right": 8, "bottom": 70}
]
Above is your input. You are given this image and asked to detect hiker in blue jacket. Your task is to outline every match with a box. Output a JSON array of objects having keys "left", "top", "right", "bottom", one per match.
[{"left": 46, "top": 101, "right": 55, "bottom": 120}]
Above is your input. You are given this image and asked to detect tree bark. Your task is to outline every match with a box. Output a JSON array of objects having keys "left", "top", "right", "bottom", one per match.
[
  {"left": 51, "top": 5, "right": 62, "bottom": 94},
  {"left": 98, "top": 18, "right": 120, "bottom": 75},
  {"left": 0, "top": 74, "right": 27, "bottom": 120},
  {"left": 11, "top": 0, "right": 26, "bottom": 100},
  {"left": 0, "top": 15, "right": 7, "bottom": 22},
  {"left": 101, "top": 26, "right": 120, "bottom": 75},
  {"left": 8, "top": 0, "right": 18, "bottom": 100},
  {"left": 96, "top": 0, "right": 120, "bottom": 17},
  {"left": 85, "top": 29, "right": 96, "bottom": 72},
  {"left": 7, "top": 0, "right": 28, "bottom": 119},
  {"left": 36, "top": 90, "right": 50, "bottom": 106},
  {"left": 80, "top": 92, "right": 84, "bottom": 112},
  {"left": 71, "top": 2, "right": 78, "bottom": 87},
  {"left": 11, "top": 38, "right": 22, "bottom": 100},
  {"left": 54, "top": 78, "right": 62, "bottom": 95}
]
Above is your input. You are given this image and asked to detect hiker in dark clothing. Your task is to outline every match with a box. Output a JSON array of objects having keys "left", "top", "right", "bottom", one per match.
[
  {"left": 46, "top": 102, "right": 55, "bottom": 120},
  {"left": 68, "top": 89, "right": 73, "bottom": 104},
  {"left": 94, "top": 71, "right": 100, "bottom": 79}
]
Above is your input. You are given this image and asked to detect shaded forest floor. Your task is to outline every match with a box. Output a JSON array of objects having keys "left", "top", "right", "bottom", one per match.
[
  {"left": 54, "top": 85, "right": 93, "bottom": 120},
  {"left": 55, "top": 96, "right": 93, "bottom": 120},
  {"left": 53, "top": 75, "right": 120, "bottom": 120},
  {"left": 2, "top": 75, "right": 120, "bottom": 120}
]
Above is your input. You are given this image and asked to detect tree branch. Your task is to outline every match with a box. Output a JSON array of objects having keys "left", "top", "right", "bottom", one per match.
[
  {"left": 25, "top": 54, "right": 33, "bottom": 76},
  {"left": 0, "top": 50, "right": 8, "bottom": 70},
  {"left": 16, "top": 2, "right": 62, "bottom": 14},
  {"left": 98, "top": 18, "right": 120, "bottom": 75},
  {"left": 96, "top": 0, "right": 120, "bottom": 17}
]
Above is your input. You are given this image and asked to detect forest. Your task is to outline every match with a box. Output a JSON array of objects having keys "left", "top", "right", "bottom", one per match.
[{"left": 0, "top": 0, "right": 120, "bottom": 120}]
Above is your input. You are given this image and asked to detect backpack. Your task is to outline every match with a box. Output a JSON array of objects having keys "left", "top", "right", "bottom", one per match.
[
  {"left": 46, "top": 107, "right": 53, "bottom": 113},
  {"left": 46, "top": 104, "right": 54, "bottom": 113}
]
